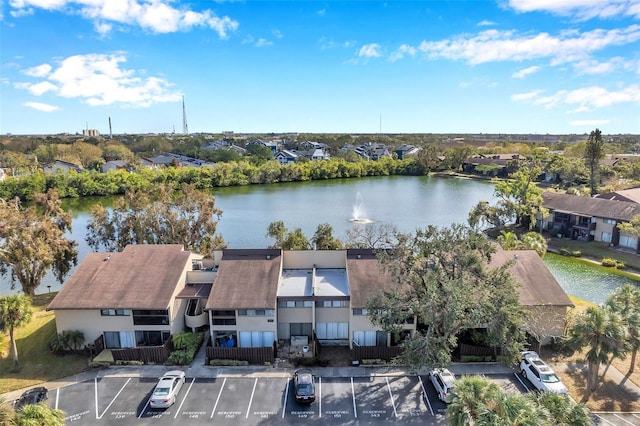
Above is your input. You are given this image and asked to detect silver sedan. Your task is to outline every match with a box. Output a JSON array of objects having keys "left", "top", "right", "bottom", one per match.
[{"left": 149, "top": 370, "right": 186, "bottom": 408}]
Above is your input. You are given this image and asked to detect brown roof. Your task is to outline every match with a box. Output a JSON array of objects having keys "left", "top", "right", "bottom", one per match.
[
  {"left": 47, "top": 244, "right": 190, "bottom": 310},
  {"left": 205, "top": 249, "right": 281, "bottom": 310},
  {"left": 596, "top": 187, "right": 640, "bottom": 204},
  {"left": 346, "top": 249, "right": 397, "bottom": 308},
  {"left": 489, "top": 249, "right": 573, "bottom": 307},
  {"left": 542, "top": 192, "right": 640, "bottom": 221}
]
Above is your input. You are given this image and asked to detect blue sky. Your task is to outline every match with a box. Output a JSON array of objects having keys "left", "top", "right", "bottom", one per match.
[{"left": 1, "top": 0, "right": 639, "bottom": 135}]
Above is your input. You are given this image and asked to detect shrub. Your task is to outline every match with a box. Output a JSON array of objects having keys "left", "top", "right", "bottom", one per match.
[
  {"left": 559, "top": 248, "right": 581, "bottom": 257},
  {"left": 49, "top": 330, "right": 85, "bottom": 354},
  {"left": 115, "top": 360, "right": 144, "bottom": 366},
  {"left": 209, "top": 359, "right": 249, "bottom": 366},
  {"left": 461, "top": 355, "right": 485, "bottom": 362},
  {"left": 601, "top": 257, "right": 625, "bottom": 268},
  {"left": 361, "top": 358, "right": 386, "bottom": 365}
]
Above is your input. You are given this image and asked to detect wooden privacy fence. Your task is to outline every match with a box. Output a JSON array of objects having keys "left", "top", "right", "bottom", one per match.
[
  {"left": 353, "top": 346, "right": 403, "bottom": 362},
  {"left": 459, "top": 343, "right": 499, "bottom": 360},
  {"left": 111, "top": 338, "right": 173, "bottom": 364},
  {"left": 206, "top": 346, "right": 275, "bottom": 365}
]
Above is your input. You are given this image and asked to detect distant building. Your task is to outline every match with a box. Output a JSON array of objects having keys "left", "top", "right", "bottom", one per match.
[{"left": 83, "top": 129, "right": 100, "bottom": 137}]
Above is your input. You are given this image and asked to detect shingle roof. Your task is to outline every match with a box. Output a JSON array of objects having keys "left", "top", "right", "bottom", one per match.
[
  {"left": 47, "top": 244, "right": 190, "bottom": 311},
  {"left": 596, "top": 187, "right": 640, "bottom": 204},
  {"left": 542, "top": 192, "right": 640, "bottom": 221},
  {"left": 346, "top": 249, "right": 397, "bottom": 308},
  {"left": 489, "top": 249, "right": 573, "bottom": 307},
  {"left": 205, "top": 249, "right": 281, "bottom": 310}
]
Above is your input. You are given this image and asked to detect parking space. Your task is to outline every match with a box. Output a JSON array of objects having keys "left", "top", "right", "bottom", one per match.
[{"left": 45, "top": 371, "right": 614, "bottom": 425}]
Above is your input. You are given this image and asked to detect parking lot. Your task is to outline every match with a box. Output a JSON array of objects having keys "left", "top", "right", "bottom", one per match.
[
  {"left": 42, "top": 372, "right": 534, "bottom": 425},
  {"left": 38, "top": 371, "right": 640, "bottom": 425}
]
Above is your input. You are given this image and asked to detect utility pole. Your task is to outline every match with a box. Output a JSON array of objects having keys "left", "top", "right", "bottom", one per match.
[{"left": 182, "top": 96, "right": 189, "bottom": 135}]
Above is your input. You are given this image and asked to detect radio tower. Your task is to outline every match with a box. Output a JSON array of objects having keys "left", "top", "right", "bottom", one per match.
[{"left": 182, "top": 96, "right": 189, "bottom": 135}]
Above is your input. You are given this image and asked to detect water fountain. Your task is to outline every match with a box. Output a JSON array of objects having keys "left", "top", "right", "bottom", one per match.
[{"left": 349, "top": 192, "right": 373, "bottom": 224}]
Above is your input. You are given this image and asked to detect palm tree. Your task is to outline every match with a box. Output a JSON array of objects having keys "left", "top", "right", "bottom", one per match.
[
  {"left": 532, "top": 392, "right": 591, "bottom": 426},
  {"left": 568, "top": 305, "right": 627, "bottom": 402},
  {"left": 0, "top": 295, "right": 34, "bottom": 371},
  {"left": 606, "top": 283, "right": 640, "bottom": 373},
  {"left": 447, "top": 375, "right": 502, "bottom": 425},
  {"left": 14, "top": 402, "right": 65, "bottom": 426},
  {"left": 484, "top": 392, "right": 542, "bottom": 426}
]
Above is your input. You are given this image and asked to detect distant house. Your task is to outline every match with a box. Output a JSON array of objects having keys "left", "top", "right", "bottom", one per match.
[
  {"left": 394, "top": 144, "right": 421, "bottom": 160},
  {"left": 342, "top": 143, "right": 392, "bottom": 161},
  {"left": 539, "top": 192, "right": 640, "bottom": 249},
  {"left": 275, "top": 150, "right": 299, "bottom": 164},
  {"left": 101, "top": 160, "right": 128, "bottom": 173},
  {"left": 462, "top": 154, "right": 521, "bottom": 177},
  {"left": 247, "top": 140, "right": 279, "bottom": 154},
  {"left": 43, "top": 160, "right": 83, "bottom": 174},
  {"left": 595, "top": 187, "right": 640, "bottom": 204}
]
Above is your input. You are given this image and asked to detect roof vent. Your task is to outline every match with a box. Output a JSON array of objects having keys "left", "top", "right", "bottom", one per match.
[
  {"left": 357, "top": 254, "right": 361, "bottom": 259},
  {"left": 103, "top": 255, "right": 111, "bottom": 262},
  {"left": 266, "top": 255, "right": 271, "bottom": 260},
  {"left": 514, "top": 254, "right": 520, "bottom": 259}
]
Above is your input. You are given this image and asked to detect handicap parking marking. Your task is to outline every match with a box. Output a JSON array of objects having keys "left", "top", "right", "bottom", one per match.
[{"left": 318, "top": 376, "right": 357, "bottom": 420}]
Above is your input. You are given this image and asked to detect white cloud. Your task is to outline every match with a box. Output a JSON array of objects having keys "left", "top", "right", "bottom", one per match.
[
  {"left": 570, "top": 119, "right": 611, "bottom": 126},
  {"left": 9, "top": 0, "right": 239, "bottom": 37},
  {"left": 272, "top": 29, "right": 283, "bottom": 39},
  {"left": 317, "top": 9, "right": 326, "bottom": 17},
  {"left": 478, "top": 19, "right": 495, "bottom": 26},
  {"left": 24, "top": 101, "right": 59, "bottom": 112},
  {"left": 416, "top": 25, "right": 640, "bottom": 65},
  {"left": 16, "top": 53, "right": 181, "bottom": 107},
  {"left": 512, "top": 65, "right": 541, "bottom": 78},
  {"left": 255, "top": 38, "right": 273, "bottom": 47},
  {"left": 27, "top": 81, "right": 57, "bottom": 95},
  {"left": 389, "top": 44, "right": 417, "bottom": 62},
  {"left": 23, "top": 63, "right": 52, "bottom": 77},
  {"left": 512, "top": 85, "right": 640, "bottom": 110},
  {"left": 572, "top": 57, "right": 627, "bottom": 74},
  {"left": 508, "top": 0, "right": 640, "bottom": 20},
  {"left": 358, "top": 43, "right": 381, "bottom": 58}
]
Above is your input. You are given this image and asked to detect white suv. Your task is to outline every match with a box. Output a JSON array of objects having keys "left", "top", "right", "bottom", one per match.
[
  {"left": 429, "top": 368, "right": 457, "bottom": 403},
  {"left": 519, "top": 351, "right": 568, "bottom": 394}
]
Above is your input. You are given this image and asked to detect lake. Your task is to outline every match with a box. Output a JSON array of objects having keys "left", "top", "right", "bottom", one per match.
[{"left": 1, "top": 175, "right": 636, "bottom": 302}]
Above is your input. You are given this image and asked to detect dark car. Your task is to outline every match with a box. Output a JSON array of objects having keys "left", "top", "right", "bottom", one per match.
[
  {"left": 293, "top": 369, "right": 316, "bottom": 403},
  {"left": 13, "top": 387, "right": 48, "bottom": 411}
]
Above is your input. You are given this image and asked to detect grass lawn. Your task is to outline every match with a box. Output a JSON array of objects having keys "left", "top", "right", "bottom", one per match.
[{"left": 0, "top": 293, "right": 88, "bottom": 394}]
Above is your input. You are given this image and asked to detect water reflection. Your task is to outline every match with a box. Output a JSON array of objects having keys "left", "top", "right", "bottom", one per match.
[{"left": 543, "top": 253, "right": 639, "bottom": 304}]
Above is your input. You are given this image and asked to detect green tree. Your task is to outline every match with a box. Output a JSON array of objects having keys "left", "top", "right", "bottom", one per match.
[
  {"left": 265, "top": 221, "right": 310, "bottom": 250},
  {"left": 368, "top": 224, "right": 526, "bottom": 369},
  {"left": 584, "top": 128, "right": 604, "bottom": 196},
  {"left": 568, "top": 305, "right": 627, "bottom": 402},
  {"left": 312, "top": 223, "right": 343, "bottom": 250},
  {"left": 0, "top": 295, "right": 33, "bottom": 371},
  {"left": 0, "top": 190, "right": 78, "bottom": 296},
  {"left": 606, "top": 284, "right": 640, "bottom": 373},
  {"left": 532, "top": 392, "right": 592, "bottom": 426},
  {"left": 345, "top": 222, "right": 400, "bottom": 249},
  {"left": 86, "top": 183, "right": 226, "bottom": 255},
  {"left": 446, "top": 375, "right": 502, "bottom": 425},
  {"left": 14, "top": 402, "right": 65, "bottom": 426}
]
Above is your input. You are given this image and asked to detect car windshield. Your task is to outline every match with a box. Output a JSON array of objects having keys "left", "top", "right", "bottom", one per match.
[
  {"left": 297, "top": 384, "right": 314, "bottom": 395},
  {"left": 154, "top": 387, "right": 170, "bottom": 396},
  {"left": 541, "top": 373, "right": 560, "bottom": 383}
]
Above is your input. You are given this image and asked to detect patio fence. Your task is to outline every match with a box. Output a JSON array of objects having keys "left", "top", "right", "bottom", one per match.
[
  {"left": 111, "top": 337, "right": 174, "bottom": 364},
  {"left": 353, "top": 346, "right": 403, "bottom": 362},
  {"left": 206, "top": 346, "right": 275, "bottom": 365}
]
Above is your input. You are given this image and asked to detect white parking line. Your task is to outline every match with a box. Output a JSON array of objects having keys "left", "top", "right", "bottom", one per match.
[
  {"left": 614, "top": 413, "right": 636, "bottom": 425},
  {"left": 513, "top": 372, "right": 531, "bottom": 392},
  {"left": 418, "top": 375, "right": 434, "bottom": 416},
  {"left": 210, "top": 377, "right": 227, "bottom": 419},
  {"left": 633, "top": 413, "right": 640, "bottom": 419},
  {"left": 282, "top": 378, "right": 290, "bottom": 419},
  {"left": 351, "top": 377, "right": 358, "bottom": 418},
  {"left": 318, "top": 377, "right": 322, "bottom": 418},
  {"left": 594, "top": 414, "right": 618, "bottom": 425},
  {"left": 245, "top": 378, "right": 258, "bottom": 418},
  {"left": 385, "top": 377, "right": 398, "bottom": 417},
  {"left": 55, "top": 387, "right": 59, "bottom": 410},
  {"left": 174, "top": 378, "right": 195, "bottom": 419},
  {"left": 98, "top": 377, "right": 131, "bottom": 420}
]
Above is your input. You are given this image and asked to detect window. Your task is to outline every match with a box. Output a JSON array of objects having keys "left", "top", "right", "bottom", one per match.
[
  {"left": 211, "top": 310, "right": 236, "bottom": 326},
  {"left": 353, "top": 330, "right": 387, "bottom": 346},
  {"left": 104, "top": 331, "right": 135, "bottom": 349},
  {"left": 317, "top": 300, "right": 347, "bottom": 308},
  {"left": 135, "top": 330, "right": 170, "bottom": 346},
  {"left": 619, "top": 235, "right": 636, "bottom": 249},
  {"left": 238, "top": 309, "right": 274, "bottom": 316},
  {"left": 238, "top": 331, "right": 275, "bottom": 348},
  {"left": 279, "top": 300, "right": 314, "bottom": 308},
  {"left": 603, "top": 218, "right": 616, "bottom": 225},
  {"left": 353, "top": 308, "right": 369, "bottom": 316},
  {"left": 316, "top": 322, "right": 348, "bottom": 339},
  {"left": 132, "top": 309, "right": 169, "bottom": 326},
  {"left": 601, "top": 232, "right": 612, "bottom": 243},
  {"left": 100, "top": 309, "right": 130, "bottom": 316}
]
